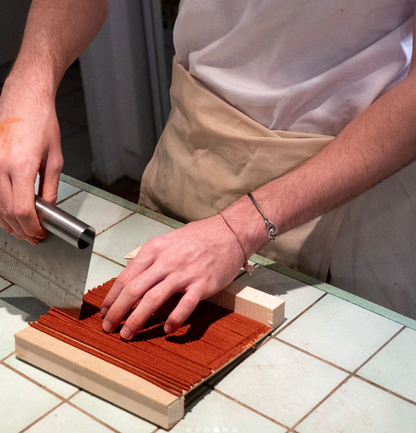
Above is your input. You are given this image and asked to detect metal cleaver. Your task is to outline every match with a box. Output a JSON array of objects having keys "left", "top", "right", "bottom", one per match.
[{"left": 0, "top": 196, "right": 95, "bottom": 318}]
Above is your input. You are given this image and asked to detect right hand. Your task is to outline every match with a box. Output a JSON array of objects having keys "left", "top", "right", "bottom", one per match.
[{"left": 0, "top": 82, "right": 63, "bottom": 244}]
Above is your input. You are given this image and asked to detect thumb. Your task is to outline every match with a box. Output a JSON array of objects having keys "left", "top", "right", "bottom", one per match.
[{"left": 38, "top": 153, "right": 63, "bottom": 204}]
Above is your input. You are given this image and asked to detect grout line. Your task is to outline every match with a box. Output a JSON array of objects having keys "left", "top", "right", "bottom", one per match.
[
  {"left": 213, "top": 388, "right": 291, "bottom": 431},
  {"left": 273, "top": 293, "right": 328, "bottom": 337},
  {"left": 18, "top": 400, "right": 67, "bottom": 433},
  {"left": 289, "top": 328, "right": 415, "bottom": 430},
  {"left": 65, "top": 399, "right": 124, "bottom": 433},
  {"left": 1, "top": 351, "right": 15, "bottom": 362},
  {"left": 55, "top": 189, "right": 82, "bottom": 205},
  {"left": 352, "top": 374, "right": 416, "bottom": 407},
  {"left": 94, "top": 211, "right": 135, "bottom": 236},
  {"left": 91, "top": 251, "right": 126, "bottom": 268},
  {"left": 0, "top": 282, "right": 13, "bottom": 294},
  {"left": 351, "top": 327, "right": 405, "bottom": 374},
  {"left": 291, "top": 375, "right": 352, "bottom": 431},
  {"left": 2, "top": 352, "right": 14, "bottom": 363},
  {"left": 2, "top": 356, "right": 68, "bottom": 401},
  {"left": 273, "top": 337, "right": 351, "bottom": 375}
]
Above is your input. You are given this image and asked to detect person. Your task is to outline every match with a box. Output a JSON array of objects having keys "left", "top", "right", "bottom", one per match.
[{"left": 1, "top": 0, "right": 416, "bottom": 341}]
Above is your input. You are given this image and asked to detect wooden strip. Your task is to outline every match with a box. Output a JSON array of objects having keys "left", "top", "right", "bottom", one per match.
[
  {"left": 207, "top": 280, "right": 285, "bottom": 328},
  {"left": 15, "top": 326, "right": 184, "bottom": 429}
]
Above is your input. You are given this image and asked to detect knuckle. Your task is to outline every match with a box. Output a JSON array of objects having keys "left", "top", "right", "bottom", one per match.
[
  {"left": 0, "top": 207, "right": 14, "bottom": 222},
  {"left": 124, "top": 281, "right": 141, "bottom": 298},
  {"left": 143, "top": 286, "right": 164, "bottom": 305},
  {"left": 116, "top": 272, "right": 131, "bottom": 288},
  {"left": 126, "top": 314, "right": 142, "bottom": 331},
  {"left": 14, "top": 203, "right": 32, "bottom": 220},
  {"left": 53, "top": 154, "right": 64, "bottom": 172}
]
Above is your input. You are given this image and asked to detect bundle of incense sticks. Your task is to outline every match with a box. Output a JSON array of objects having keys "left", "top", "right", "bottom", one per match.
[{"left": 30, "top": 279, "right": 270, "bottom": 396}]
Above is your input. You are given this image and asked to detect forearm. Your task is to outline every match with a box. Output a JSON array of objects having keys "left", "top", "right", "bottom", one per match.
[
  {"left": 223, "top": 70, "right": 416, "bottom": 257},
  {"left": 3, "top": 0, "right": 108, "bottom": 99}
]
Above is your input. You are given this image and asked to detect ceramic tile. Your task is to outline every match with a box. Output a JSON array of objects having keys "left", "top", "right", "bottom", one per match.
[
  {"left": 5, "top": 355, "right": 78, "bottom": 399},
  {"left": 238, "top": 266, "right": 324, "bottom": 329},
  {"left": 57, "top": 191, "right": 133, "bottom": 235},
  {"left": 70, "top": 391, "right": 156, "bottom": 433},
  {"left": 85, "top": 254, "right": 124, "bottom": 291},
  {"left": 35, "top": 177, "right": 80, "bottom": 203},
  {"left": 0, "top": 364, "right": 61, "bottom": 433},
  {"left": 216, "top": 339, "right": 347, "bottom": 427},
  {"left": 25, "top": 403, "right": 114, "bottom": 433},
  {"left": 357, "top": 327, "right": 416, "bottom": 403},
  {"left": 56, "top": 181, "right": 81, "bottom": 203},
  {"left": 93, "top": 213, "right": 174, "bottom": 265},
  {"left": 296, "top": 376, "right": 416, "bottom": 433},
  {"left": 165, "top": 389, "right": 286, "bottom": 433},
  {"left": 0, "top": 285, "right": 48, "bottom": 359},
  {"left": 277, "top": 294, "right": 402, "bottom": 371}
]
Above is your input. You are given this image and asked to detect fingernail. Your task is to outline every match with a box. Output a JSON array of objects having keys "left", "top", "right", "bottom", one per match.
[
  {"left": 164, "top": 323, "right": 173, "bottom": 334},
  {"left": 102, "top": 319, "right": 112, "bottom": 333},
  {"left": 120, "top": 326, "right": 133, "bottom": 340},
  {"left": 101, "top": 307, "right": 108, "bottom": 318}
]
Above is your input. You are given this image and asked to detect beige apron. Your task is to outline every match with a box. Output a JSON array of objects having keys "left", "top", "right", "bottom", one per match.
[{"left": 140, "top": 58, "right": 347, "bottom": 281}]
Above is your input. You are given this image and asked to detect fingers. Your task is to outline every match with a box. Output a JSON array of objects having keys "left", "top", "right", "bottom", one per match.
[
  {"left": 0, "top": 177, "right": 15, "bottom": 235},
  {"left": 101, "top": 252, "right": 155, "bottom": 316},
  {"left": 119, "top": 279, "right": 178, "bottom": 340},
  {"left": 12, "top": 173, "right": 45, "bottom": 241},
  {"left": 101, "top": 263, "right": 165, "bottom": 334},
  {"left": 0, "top": 174, "right": 42, "bottom": 244},
  {"left": 38, "top": 150, "right": 63, "bottom": 204},
  {"left": 107, "top": 277, "right": 201, "bottom": 341},
  {"left": 101, "top": 256, "right": 202, "bottom": 340},
  {"left": 163, "top": 288, "right": 201, "bottom": 334}
]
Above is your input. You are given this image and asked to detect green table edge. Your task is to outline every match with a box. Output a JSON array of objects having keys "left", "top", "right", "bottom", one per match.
[{"left": 61, "top": 173, "right": 416, "bottom": 331}]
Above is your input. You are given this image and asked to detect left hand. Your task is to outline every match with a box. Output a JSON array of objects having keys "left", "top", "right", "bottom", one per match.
[{"left": 100, "top": 214, "right": 246, "bottom": 340}]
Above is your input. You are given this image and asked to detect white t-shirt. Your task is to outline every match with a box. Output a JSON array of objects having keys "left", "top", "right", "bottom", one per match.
[{"left": 174, "top": 0, "right": 414, "bottom": 135}]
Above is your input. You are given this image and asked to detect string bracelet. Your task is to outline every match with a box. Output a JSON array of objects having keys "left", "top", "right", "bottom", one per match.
[
  {"left": 218, "top": 211, "right": 254, "bottom": 275},
  {"left": 247, "top": 192, "right": 278, "bottom": 240}
]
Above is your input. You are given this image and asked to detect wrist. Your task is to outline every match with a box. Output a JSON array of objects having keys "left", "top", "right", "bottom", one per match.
[
  {"left": 220, "top": 194, "right": 272, "bottom": 261},
  {"left": 1, "top": 72, "right": 56, "bottom": 115},
  {"left": 4, "top": 59, "right": 61, "bottom": 102}
]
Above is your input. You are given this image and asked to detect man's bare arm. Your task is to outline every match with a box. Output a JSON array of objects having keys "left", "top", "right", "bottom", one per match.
[
  {"left": 0, "top": 0, "right": 108, "bottom": 243},
  {"left": 101, "top": 2, "right": 416, "bottom": 338}
]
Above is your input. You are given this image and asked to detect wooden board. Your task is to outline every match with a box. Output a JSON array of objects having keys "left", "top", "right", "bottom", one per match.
[
  {"left": 15, "top": 327, "right": 184, "bottom": 428},
  {"left": 15, "top": 249, "right": 285, "bottom": 429}
]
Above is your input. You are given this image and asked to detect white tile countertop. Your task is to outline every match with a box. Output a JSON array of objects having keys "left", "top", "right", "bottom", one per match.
[{"left": 1, "top": 175, "right": 416, "bottom": 433}]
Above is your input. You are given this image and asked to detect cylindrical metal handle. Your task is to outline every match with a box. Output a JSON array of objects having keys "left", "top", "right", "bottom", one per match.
[{"left": 35, "top": 196, "right": 95, "bottom": 249}]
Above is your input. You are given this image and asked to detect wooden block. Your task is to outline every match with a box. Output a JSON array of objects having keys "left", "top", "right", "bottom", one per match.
[
  {"left": 207, "top": 280, "right": 284, "bottom": 329},
  {"left": 15, "top": 326, "right": 184, "bottom": 429}
]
